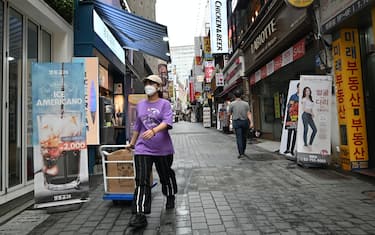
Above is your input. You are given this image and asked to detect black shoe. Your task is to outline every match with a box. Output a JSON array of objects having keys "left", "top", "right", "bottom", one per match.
[
  {"left": 237, "top": 155, "right": 242, "bottom": 159},
  {"left": 166, "top": 195, "right": 175, "bottom": 209},
  {"left": 284, "top": 150, "right": 290, "bottom": 154},
  {"left": 129, "top": 213, "right": 147, "bottom": 228}
]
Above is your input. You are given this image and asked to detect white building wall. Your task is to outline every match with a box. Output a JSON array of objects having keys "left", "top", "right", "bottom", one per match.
[{"left": 13, "top": 0, "right": 74, "bottom": 62}]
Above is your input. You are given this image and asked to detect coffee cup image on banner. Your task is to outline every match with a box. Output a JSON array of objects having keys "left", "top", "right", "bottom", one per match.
[{"left": 37, "top": 113, "right": 84, "bottom": 191}]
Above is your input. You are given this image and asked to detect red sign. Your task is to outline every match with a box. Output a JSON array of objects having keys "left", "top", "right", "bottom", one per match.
[{"left": 249, "top": 38, "right": 305, "bottom": 86}]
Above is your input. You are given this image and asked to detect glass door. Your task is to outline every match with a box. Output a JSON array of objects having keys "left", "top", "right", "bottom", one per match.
[
  {"left": 7, "top": 7, "right": 23, "bottom": 188},
  {"left": 0, "top": 1, "right": 3, "bottom": 193},
  {"left": 361, "top": 26, "right": 375, "bottom": 168}
]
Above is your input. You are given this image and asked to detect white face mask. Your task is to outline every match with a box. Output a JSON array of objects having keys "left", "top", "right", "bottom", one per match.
[{"left": 144, "top": 85, "right": 157, "bottom": 96}]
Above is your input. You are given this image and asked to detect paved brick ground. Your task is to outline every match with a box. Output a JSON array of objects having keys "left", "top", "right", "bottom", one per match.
[{"left": 12, "top": 122, "right": 375, "bottom": 234}]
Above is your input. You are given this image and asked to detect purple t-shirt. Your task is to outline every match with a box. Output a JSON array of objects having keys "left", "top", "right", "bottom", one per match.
[{"left": 133, "top": 98, "right": 174, "bottom": 156}]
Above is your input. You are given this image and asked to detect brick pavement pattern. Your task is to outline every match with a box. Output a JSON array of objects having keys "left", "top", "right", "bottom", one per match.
[{"left": 27, "top": 121, "right": 375, "bottom": 235}]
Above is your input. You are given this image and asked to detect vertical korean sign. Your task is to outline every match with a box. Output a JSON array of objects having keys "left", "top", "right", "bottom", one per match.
[
  {"left": 296, "top": 75, "right": 332, "bottom": 167},
  {"left": 332, "top": 28, "right": 368, "bottom": 171},
  {"left": 32, "top": 63, "right": 89, "bottom": 208}
]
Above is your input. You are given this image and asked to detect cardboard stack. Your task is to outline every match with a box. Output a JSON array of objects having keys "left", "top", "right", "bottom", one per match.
[{"left": 106, "top": 149, "right": 153, "bottom": 193}]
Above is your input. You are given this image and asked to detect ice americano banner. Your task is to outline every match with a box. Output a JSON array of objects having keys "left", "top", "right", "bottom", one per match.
[{"left": 32, "top": 63, "right": 89, "bottom": 208}]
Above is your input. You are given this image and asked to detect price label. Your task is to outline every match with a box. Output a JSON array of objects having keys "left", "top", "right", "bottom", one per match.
[{"left": 61, "top": 141, "right": 86, "bottom": 151}]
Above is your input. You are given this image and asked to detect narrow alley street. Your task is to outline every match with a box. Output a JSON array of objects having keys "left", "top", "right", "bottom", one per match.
[{"left": 2, "top": 121, "right": 375, "bottom": 235}]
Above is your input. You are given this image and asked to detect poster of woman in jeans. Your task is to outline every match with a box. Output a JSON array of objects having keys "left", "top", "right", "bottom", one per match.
[
  {"left": 301, "top": 86, "right": 317, "bottom": 148},
  {"left": 296, "top": 75, "right": 332, "bottom": 167}
]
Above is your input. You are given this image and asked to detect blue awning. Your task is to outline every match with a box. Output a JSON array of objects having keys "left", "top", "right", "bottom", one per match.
[{"left": 93, "top": 1, "right": 171, "bottom": 62}]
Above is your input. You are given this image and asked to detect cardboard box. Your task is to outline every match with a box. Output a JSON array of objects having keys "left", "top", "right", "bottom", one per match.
[{"left": 106, "top": 149, "right": 153, "bottom": 193}]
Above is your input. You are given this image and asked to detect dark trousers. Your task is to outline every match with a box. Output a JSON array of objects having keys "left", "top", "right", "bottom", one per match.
[
  {"left": 232, "top": 119, "right": 249, "bottom": 155},
  {"left": 286, "top": 128, "right": 297, "bottom": 152},
  {"left": 302, "top": 112, "right": 317, "bottom": 146},
  {"left": 132, "top": 154, "right": 177, "bottom": 214}
]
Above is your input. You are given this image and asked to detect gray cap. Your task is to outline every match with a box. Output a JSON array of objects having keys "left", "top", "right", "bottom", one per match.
[{"left": 144, "top": 75, "right": 162, "bottom": 85}]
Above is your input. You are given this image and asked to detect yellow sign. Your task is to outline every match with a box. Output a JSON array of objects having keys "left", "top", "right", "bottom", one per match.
[
  {"left": 286, "top": 0, "right": 314, "bottom": 8},
  {"left": 332, "top": 28, "right": 368, "bottom": 171},
  {"left": 273, "top": 92, "right": 280, "bottom": 119},
  {"left": 204, "top": 36, "right": 211, "bottom": 54}
]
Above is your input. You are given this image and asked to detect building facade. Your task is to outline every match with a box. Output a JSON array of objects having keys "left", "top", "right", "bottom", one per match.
[
  {"left": 319, "top": 0, "right": 375, "bottom": 171},
  {"left": 0, "top": 0, "right": 73, "bottom": 218}
]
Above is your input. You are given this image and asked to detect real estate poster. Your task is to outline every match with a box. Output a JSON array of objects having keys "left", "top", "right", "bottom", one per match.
[
  {"left": 279, "top": 80, "right": 299, "bottom": 160},
  {"left": 296, "top": 75, "right": 332, "bottom": 167},
  {"left": 32, "top": 63, "right": 89, "bottom": 208}
]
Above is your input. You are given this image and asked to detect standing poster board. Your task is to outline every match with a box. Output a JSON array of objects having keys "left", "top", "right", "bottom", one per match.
[
  {"left": 203, "top": 107, "right": 211, "bottom": 128},
  {"left": 72, "top": 57, "right": 100, "bottom": 145},
  {"left": 32, "top": 63, "right": 89, "bottom": 208},
  {"left": 296, "top": 75, "right": 332, "bottom": 167},
  {"left": 280, "top": 80, "right": 299, "bottom": 160}
]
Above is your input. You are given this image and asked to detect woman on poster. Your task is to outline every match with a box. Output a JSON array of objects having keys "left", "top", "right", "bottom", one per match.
[{"left": 301, "top": 86, "right": 317, "bottom": 148}]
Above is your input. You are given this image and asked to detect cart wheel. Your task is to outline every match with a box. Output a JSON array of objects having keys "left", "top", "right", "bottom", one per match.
[{"left": 113, "top": 200, "right": 119, "bottom": 205}]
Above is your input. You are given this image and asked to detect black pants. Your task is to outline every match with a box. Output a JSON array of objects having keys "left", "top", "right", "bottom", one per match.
[
  {"left": 302, "top": 112, "right": 317, "bottom": 146},
  {"left": 286, "top": 128, "right": 297, "bottom": 153},
  {"left": 232, "top": 119, "right": 249, "bottom": 155},
  {"left": 132, "top": 154, "right": 177, "bottom": 214}
]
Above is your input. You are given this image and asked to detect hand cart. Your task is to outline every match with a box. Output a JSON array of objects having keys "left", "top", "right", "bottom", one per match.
[{"left": 99, "top": 145, "right": 157, "bottom": 204}]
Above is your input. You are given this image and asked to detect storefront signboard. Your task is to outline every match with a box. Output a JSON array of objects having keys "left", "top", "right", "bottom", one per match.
[
  {"left": 223, "top": 56, "right": 245, "bottom": 90},
  {"left": 332, "top": 28, "right": 368, "bottom": 170},
  {"left": 250, "top": 38, "right": 305, "bottom": 85},
  {"left": 205, "top": 61, "right": 215, "bottom": 82},
  {"left": 244, "top": 3, "right": 308, "bottom": 73},
  {"left": 93, "top": 10, "right": 125, "bottom": 65},
  {"left": 216, "top": 73, "right": 224, "bottom": 87},
  {"left": 296, "top": 75, "right": 332, "bottom": 167},
  {"left": 32, "top": 63, "right": 89, "bottom": 208},
  {"left": 204, "top": 36, "right": 213, "bottom": 60},
  {"left": 320, "top": 0, "right": 372, "bottom": 33}
]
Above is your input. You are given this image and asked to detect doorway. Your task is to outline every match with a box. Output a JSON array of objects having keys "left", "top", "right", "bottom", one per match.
[{"left": 360, "top": 26, "right": 375, "bottom": 168}]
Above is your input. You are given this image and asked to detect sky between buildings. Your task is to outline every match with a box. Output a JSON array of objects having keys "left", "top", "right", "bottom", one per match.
[{"left": 155, "top": 0, "right": 207, "bottom": 47}]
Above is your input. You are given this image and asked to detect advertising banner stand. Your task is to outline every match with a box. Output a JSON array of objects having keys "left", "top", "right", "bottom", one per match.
[
  {"left": 32, "top": 63, "right": 89, "bottom": 209},
  {"left": 280, "top": 80, "right": 299, "bottom": 161},
  {"left": 296, "top": 75, "right": 332, "bottom": 168}
]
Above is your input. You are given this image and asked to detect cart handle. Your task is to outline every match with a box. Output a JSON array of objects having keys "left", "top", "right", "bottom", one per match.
[{"left": 99, "top": 145, "right": 131, "bottom": 152}]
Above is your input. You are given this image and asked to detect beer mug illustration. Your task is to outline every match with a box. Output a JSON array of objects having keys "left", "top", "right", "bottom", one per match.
[{"left": 37, "top": 113, "right": 85, "bottom": 191}]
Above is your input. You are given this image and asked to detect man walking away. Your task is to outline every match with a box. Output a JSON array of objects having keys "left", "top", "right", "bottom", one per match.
[{"left": 228, "top": 89, "right": 253, "bottom": 158}]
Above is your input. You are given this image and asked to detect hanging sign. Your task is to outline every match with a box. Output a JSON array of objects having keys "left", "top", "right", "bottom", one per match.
[
  {"left": 32, "top": 63, "right": 89, "bottom": 208},
  {"left": 210, "top": 0, "right": 229, "bottom": 54}
]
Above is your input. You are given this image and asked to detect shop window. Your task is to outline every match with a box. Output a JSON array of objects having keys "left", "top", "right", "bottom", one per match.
[
  {"left": 0, "top": 1, "right": 3, "bottom": 192},
  {"left": 41, "top": 29, "right": 51, "bottom": 62},
  {"left": 8, "top": 7, "right": 23, "bottom": 188},
  {"left": 27, "top": 20, "right": 38, "bottom": 181}
]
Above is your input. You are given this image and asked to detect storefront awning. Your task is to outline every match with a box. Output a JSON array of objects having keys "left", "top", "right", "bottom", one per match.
[{"left": 93, "top": 1, "right": 171, "bottom": 62}]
